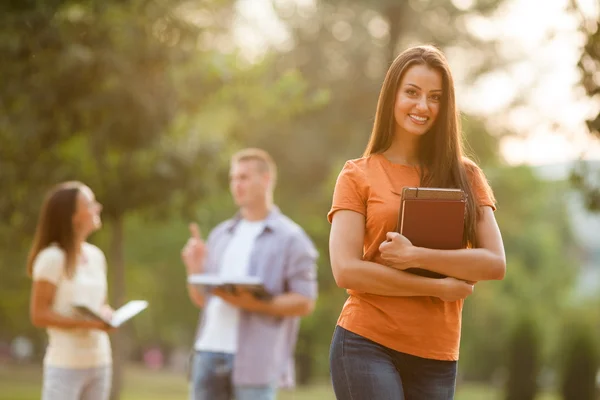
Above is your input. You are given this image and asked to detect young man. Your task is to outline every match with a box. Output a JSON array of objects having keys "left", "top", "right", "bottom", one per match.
[{"left": 181, "top": 148, "right": 318, "bottom": 400}]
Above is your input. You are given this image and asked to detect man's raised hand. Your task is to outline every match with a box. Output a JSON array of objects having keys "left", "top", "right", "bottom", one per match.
[{"left": 181, "top": 222, "right": 206, "bottom": 275}]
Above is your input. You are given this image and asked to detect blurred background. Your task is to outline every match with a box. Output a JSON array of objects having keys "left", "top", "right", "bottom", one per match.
[{"left": 1, "top": 0, "right": 600, "bottom": 399}]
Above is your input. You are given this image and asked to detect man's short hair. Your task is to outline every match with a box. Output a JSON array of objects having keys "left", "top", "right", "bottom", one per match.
[{"left": 231, "top": 148, "right": 278, "bottom": 184}]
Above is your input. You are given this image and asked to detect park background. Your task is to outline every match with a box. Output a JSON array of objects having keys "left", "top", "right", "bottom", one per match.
[{"left": 1, "top": 0, "right": 600, "bottom": 399}]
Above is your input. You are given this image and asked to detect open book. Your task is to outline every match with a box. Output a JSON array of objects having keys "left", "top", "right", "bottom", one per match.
[
  {"left": 188, "top": 274, "right": 273, "bottom": 301},
  {"left": 74, "top": 300, "right": 149, "bottom": 328}
]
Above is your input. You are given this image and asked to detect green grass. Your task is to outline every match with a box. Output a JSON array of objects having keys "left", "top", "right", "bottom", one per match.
[{"left": 0, "top": 363, "right": 559, "bottom": 400}]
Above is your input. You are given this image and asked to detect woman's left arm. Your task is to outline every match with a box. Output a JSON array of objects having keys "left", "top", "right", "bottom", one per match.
[{"left": 381, "top": 206, "right": 506, "bottom": 282}]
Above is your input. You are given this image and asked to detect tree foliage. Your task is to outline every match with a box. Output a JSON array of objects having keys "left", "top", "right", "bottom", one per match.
[
  {"left": 559, "top": 315, "right": 599, "bottom": 400},
  {"left": 504, "top": 313, "right": 540, "bottom": 400},
  {"left": 0, "top": 1, "right": 319, "bottom": 398},
  {"left": 570, "top": 0, "right": 600, "bottom": 211}
]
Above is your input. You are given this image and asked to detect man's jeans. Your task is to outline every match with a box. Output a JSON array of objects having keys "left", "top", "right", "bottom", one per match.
[
  {"left": 190, "top": 351, "right": 276, "bottom": 400},
  {"left": 330, "top": 326, "right": 457, "bottom": 400}
]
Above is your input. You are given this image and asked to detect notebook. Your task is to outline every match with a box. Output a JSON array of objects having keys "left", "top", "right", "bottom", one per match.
[
  {"left": 188, "top": 274, "right": 273, "bottom": 301},
  {"left": 73, "top": 300, "right": 149, "bottom": 328},
  {"left": 397, "top": 187, "right": 467, "bottom": 278}
]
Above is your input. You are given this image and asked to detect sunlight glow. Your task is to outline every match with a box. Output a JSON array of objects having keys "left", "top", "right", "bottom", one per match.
[{"left": 234, "top": 0, "right": 600, "bottom": 166}]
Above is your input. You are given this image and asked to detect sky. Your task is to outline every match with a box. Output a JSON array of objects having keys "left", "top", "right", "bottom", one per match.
[{"left": 233, "top": 0, "right": 600, "bottom": 166}]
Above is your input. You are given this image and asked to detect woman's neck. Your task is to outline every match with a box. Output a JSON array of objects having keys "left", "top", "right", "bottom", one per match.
[
  {"left": 74, "top": 236, "right": 85, "bottom": 254},
  {"left": 383, "top": 136, "right": 420, "bottom": 166}
]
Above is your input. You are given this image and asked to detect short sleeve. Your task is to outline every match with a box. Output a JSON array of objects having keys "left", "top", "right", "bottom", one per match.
[
  {"left": 32, "top": 247, "right": 65, "bottom": 285},
  {"left": 284, "top": 231, "right": 318, "bottom": 299},
  {"left": 464, "top": 159, "right": 496, "bottom": 211},
  {"left": 327, "top": 160, "right": 369, "bottom": 223}
]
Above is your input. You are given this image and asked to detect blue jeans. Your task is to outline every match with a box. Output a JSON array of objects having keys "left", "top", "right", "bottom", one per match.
[
  {"left": 330, "top": 326, "right": 457, "bottom": 400},
  {"left": 190, "top": 351, "right": 276, "bottom": 400}
]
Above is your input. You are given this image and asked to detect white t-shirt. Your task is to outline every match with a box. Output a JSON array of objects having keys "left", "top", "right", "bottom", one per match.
[
  {"left": 195, "top": 219, "right": 266, "bottom": 353},
  {"left": 32, "top": 243, "right": 112, "bottom": 368}
]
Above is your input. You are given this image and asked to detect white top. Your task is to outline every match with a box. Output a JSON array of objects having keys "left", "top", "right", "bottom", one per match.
[
  {"left": 195, "top": 219, "right": 266, "bottom": 353},
  {"left": 32, "top": 243, "right": 112, "bottom": 368}
]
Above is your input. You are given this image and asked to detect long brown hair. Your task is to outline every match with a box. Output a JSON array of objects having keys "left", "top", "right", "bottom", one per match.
[
  {"left": 26, "top": 181, "right": 84, "bottom": 278},
  {"left": 364, "top": 45, "right": 484, "bottom": 247}
]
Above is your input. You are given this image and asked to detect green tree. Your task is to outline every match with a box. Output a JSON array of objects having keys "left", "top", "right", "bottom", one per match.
[
  {"left": 0, "top": 2, "right": 228, "bottom": 397},
  {"left": 0, "top": 1, "right": 320, "bottom": 398},
  {"left": 569, "top": 0, "right": 600, "bottom": 211},
  {"left": 504, "top": 313, "right": 540, "bottom": 400},
  {"left": 560, "top": 316, "right": 599, "bottom": 400},
  {"left": 460, "top": 165, "right": 577, "bottom": 382}
]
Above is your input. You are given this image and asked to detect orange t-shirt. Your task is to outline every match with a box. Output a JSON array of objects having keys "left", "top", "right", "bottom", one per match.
[{"left": 327, "top": 153, "right": 496, "bottom": 361}]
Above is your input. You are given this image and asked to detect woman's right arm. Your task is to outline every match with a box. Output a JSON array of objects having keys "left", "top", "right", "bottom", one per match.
[
  {"left": 330, "top": 210, "right": 474, "bottom": 301},
  {"left": 30, "top": 280, "right": 109, "bottom": 330}
]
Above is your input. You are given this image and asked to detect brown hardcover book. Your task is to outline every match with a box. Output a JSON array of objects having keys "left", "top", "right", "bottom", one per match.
[{"left": 397, "top": 187, "right": 466, "bottom": 279}]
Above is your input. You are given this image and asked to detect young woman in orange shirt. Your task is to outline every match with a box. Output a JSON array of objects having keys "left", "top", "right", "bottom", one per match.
[{"left": 327, "top": 45, "right": 506, "bottom": 400}]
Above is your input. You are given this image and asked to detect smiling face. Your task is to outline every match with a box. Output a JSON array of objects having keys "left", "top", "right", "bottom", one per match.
[{"left": 394, "top": 64, "right": 443, "bottom": 138}]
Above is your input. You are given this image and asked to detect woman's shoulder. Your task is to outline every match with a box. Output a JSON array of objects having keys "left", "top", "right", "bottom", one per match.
[
  {"left": 336, "top": 156, "right": 378, "bottom": 188},
  {"left": 82, "top": 242, "right": 106, "bottom": 262},
  {"left": 461, "top": 156, "right": 487, "bottom": 176},
  {"left": 32, "top": 245, "right": 66, "bottom": 278},
  {"left": 461, "top": 156, "right": 496, "bottom": 203},
  {"left": 36, "top": 244, "right": 66, "bottom": 263},
  {"left": 461, "top": 156, "right": 479, "bottom": 169},
  {"left": 341, "top": 154, "right": 382, "bottom": 173}
]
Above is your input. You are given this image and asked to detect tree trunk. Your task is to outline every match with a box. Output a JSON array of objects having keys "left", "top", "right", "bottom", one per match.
[
  {"left": 295, "top": 334, "right": 312, "bottom": 385},
  {"left": 109, "top": 213, "right": 125, "bottom": 400},
  {"left": 385, "top": 6, "right": 404, "bottom": 65}
]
